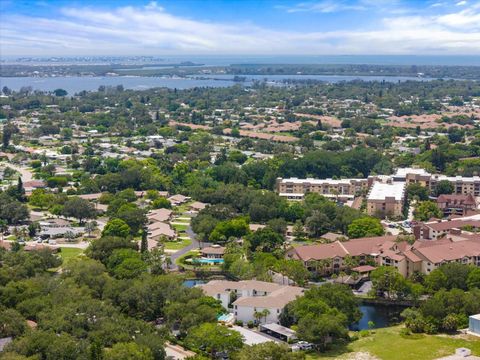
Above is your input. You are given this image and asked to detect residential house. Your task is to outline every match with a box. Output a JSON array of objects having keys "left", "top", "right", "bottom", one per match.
[
  {"left": 147, "top": 208, "right": 173, "bottom": 223},
  {"left": 200, "top": 245, "right": 225, "bottom": 259},
  {"left": 168, "top": 194, "right": 190, "bottom": 206}
]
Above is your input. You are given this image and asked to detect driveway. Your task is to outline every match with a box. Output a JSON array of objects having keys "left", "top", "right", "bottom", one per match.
[{"left": 231, "top": 326, "right": 277, "bottom": 346}]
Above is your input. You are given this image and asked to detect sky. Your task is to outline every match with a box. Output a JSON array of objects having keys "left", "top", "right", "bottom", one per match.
[{"left": 1, "top": 0, "right": 480, "bottom": 57}]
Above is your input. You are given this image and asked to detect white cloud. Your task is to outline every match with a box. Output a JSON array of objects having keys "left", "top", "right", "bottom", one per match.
[
  {"left": 279, "top": 1, "right": 366, "bottom": 13},
  {"left": 1, "top": 2, "right": 480, "bottom": 56}
]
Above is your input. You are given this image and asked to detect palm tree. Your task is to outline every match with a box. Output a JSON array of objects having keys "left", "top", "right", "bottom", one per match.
[
  {"left": 0, "top": 220, "right": 7, "bottom": 242},
  {"left": 65, "top": 230, "right": 75, "bottom": 242},
  {"left": 261, "top": 309, "right": 271, "bottom": 324},
  {"left": 85, "top": 221, "right": 97, "bottom": 238},
  {"left": 253, "top": 311, "right": 263, "bottom": 325}
]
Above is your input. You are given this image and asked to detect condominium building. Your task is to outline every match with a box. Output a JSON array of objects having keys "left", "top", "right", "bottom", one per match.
[
  {"left": 198, "top": 280, "right": 304, "bottom": 324},
  {"left": 276, "top": 177, "right": 370, "bottom": 200},
  {"left": 366, "top": 182, "right": 406, "bottom": 218},
  {"left": 288, "top": 233, "right": 480, "bottom": 277}
]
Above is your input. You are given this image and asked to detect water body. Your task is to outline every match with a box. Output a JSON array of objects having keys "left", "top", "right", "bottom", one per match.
[
  {"left": 0, "top": 74, "right": 428, "bottom": 94},
  {"left": 182, "top": 279, "right": 206, "bottom": 288},
  {"left": 177, "top": 55, "right": 480, "bottom": 66},
  {"left": 350, "top": 304, "right": 404, "bottom": 331}
]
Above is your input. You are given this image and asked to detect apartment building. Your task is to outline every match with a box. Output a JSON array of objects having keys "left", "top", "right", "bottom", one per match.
[
  {"left": 288, "top": 234, "right": 480, "bottom": 277},
  {"left": 413, "top": 219, "right": 480, "bottom": 240},
  {"left": 430, "top": 175, "right": 480, "bottom": 196},
  {"left": 366, "top": 182, "right": 406, "bottom": 218},
  {"left": 437, "top": 194, "right": 477, "bottom": 216},
  {"left": 276, "top": 177, "right": 369, "bottom": 200},
  {"left": 199, "top": 280, "right": 304, "bottom": 324},
  {"left": 286, "top": 235, "right": 410, "bottom": 275}
]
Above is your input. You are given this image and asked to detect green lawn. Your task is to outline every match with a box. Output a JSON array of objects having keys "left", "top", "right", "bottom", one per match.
[
  {"left": 173, "top": 224, "right": 190, "bottom": 231},
  {"left": 59, "top": 247, "right": 84, "bottom": 263},
  {"left": 163, "top": 238, "right": 192, "bottom": 250},
  {"left": 307, "top": 326, "right": 480, "bottom": 360}
]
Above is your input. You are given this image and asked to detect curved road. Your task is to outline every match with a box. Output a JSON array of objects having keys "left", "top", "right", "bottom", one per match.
[
  {"left": 169, "top": 225, "right": 211, "bottom": 270},
  {"left": 1, "top": 162, "right": 34, "bottom": 182}
]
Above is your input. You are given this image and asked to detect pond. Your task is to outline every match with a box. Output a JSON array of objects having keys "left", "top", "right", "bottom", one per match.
[{"left": 350, "top": 304, "right": 405, "bottom": 331}]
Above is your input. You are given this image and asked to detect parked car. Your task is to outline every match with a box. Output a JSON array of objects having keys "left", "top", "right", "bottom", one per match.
[
  {"left": 296, "top": 341, "right": 313, "bottom": 350},
  {"left": 48, "top": 239, "right": 57, "bottom": 245}
]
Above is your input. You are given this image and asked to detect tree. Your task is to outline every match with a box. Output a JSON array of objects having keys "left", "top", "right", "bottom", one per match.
[
  {"left": 146, "top": 247, "right": 164, "bottom": 275},
  {"left": 102, "top": 218, "right": 131, "bottom": 238},
  {"left": 292, "top": 220, "right": 306, "bottom": 240},
  {"left": 186, "top": 323, "right": 244, "bottom": 357},
  {"left": 0, "top": 193, "right": 30, "bottom": 225},
  {"left": 151, "top": 197, "right": 171, "bottom": 209},
  {"left": 116, "top": 203, "right": 147, "bottom": 235},
  {"left": 29, "top": 189, "right": 55, "bottom": 210},
  {"left": 434, "top": 180, "right": 454, "bottom": 196},
  {"left": 247, "top": 227, "right": 284, "bottom": 252},
  {"left": 53, "top": 88, "right": 68, "bottom": 97},
  {"left": 467, "top": 267, "right": 480, "bottom": 290},
  {"left": 233, "top": 342, "right": 305, "bottom": 360},
  {"left": 0, "top": 309, "right": 27, "bottom": 337},
  {"left": 105, "top": 342, "right": 153, "bottom": 360},
  {"left": 297, "top": 313, "right": 348, "bottom": 351},
  {"left": 347, "top": 217, "right": 384, "bottom": 238},
  {"left": 406, "top": 183, "right": 429, "bottom": 201},
  {"left": 305, "top": 211, "right": 331, "bottom": 237},
  {"left": 140, "top": 227, "right": 148, "bottom": 253},
  {"left": 86, "top": 236, "right": 138, "bottom": 264},
  {"left": 370, "top": 266, "right": 407, "bottom": 300},
  {"left": 209, "top": 217, "right": 249, "bottom": 243},
  {"left": 85, "top": 221, "right": 98, "bottom": 237},
  {"left": 414, "top": 201, "right": 442, "bottom": 221},
  {"left": 63, "top": 197, "right": 95, "bottom": 224}
]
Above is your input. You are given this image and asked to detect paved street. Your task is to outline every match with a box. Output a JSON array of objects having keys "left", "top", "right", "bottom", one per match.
[{"left": 1, "top": 162, "right": 34, "bottom": 182}]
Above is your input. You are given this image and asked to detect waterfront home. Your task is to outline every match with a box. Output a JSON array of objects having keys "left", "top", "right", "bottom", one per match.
[
  {"left": 199, "top": 280, "right": 304, "bottom": 324},
  {"left": 200, "top": 245, "right": 225, "bottom": 259}
]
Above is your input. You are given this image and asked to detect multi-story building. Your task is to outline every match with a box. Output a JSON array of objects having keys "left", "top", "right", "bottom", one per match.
[
  {"left": 430, "top": 175, "right": 480, "bottom": 196},
  {"left": 199, "top": 280, "right": 304, "bottom": 324},
  {"left": 437, "top": 194, "right": 477, "bottom": 216},
  {"left": 366, "top": 182, "right": 406, "bottom": 218},
  {"left": 288, "top": 233, "right": 480, "bottom": 277},
  {"left": 276, "top": 177, "right": 370, "bottom": 201}
]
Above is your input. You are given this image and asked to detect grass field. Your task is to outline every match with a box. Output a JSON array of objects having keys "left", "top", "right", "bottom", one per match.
[
  {"left": 307, "top": 326, "right": 480, "bottom": 360},
  {"left": 163, "top": 238, "right": 192, "bottom": 250},
  {"left": 172, "top": 224, "right": 190, "bottom": 231},
  {"left": 59, "top": 247, "right": 84, "bottom": 263}
]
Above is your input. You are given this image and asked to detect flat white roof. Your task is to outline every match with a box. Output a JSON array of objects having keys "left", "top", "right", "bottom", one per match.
[
  {"left": 368, "top": 182, "right": 405, "bottom": 201},
  {"left": 279, "top": 177, "right": 365, "bottom": 185},
  {"left": 433, "top": 174, "right": 480, "bottom": 182},
  {"left": 394, "top": 167, "right": 431, "bottom": 177},
  {"left": 470, "top": 314, "right": 480, "bottom": 320}
]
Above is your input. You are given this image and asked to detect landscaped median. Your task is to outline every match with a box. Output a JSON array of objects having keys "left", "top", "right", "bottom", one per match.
[{"left": 306, "top": 325, "right": 480, "bottom": 360}]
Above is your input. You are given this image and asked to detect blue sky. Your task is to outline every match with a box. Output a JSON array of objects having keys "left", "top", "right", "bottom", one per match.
[{"left": 1, "top": 0, "right": 480, "bottom": 56}]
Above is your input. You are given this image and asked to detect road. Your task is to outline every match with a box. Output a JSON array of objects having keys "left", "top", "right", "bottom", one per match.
[
  {"left": 168, "top": 225, "right": 211, "bottom": 270},
  {"left": 0, "top": 162, "right": 34, "bottom": 182},
  {"left": 164, "top": 342, "right": 195, "bottom": 359}
]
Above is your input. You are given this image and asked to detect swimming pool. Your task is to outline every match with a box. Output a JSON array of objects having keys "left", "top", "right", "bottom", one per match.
[{"left": 192, "top": 258, "right": 224, "bottom": 264}]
